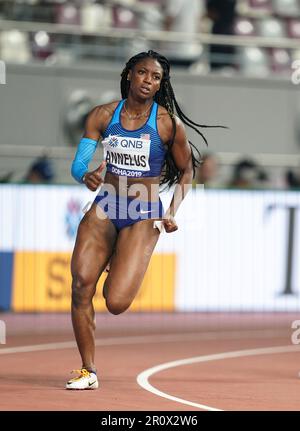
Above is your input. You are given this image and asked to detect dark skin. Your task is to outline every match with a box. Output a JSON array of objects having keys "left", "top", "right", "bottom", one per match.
[{"left": 71, "top": 57, "right": 193, "bottom": 373}]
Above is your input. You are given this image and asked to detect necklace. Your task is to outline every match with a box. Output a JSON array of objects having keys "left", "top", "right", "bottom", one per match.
[{"left": 123, "top": 101, "right": 152, "bottom": 120}]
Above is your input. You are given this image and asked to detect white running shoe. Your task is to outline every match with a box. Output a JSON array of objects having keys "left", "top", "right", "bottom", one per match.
[{"left": 66, "top": 368, "right": 99, "bottom": 390}]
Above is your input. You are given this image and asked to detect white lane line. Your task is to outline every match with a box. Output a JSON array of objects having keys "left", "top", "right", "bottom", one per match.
[
  {"left": 137, "top": 344, "right": 300, "bottom": 412},
  {"left": 0, "top": 329, "right": 288, "bottom": 355}
]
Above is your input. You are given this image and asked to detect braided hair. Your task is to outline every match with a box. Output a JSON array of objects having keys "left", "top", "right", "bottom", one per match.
[{"left": 120, "top": 50, "right": 226, "bottom": 188}]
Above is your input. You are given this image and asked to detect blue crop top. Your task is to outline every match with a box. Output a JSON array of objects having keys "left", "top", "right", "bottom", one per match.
[{"left": 102, "top": 100, "right": 167, "bottom": 178}]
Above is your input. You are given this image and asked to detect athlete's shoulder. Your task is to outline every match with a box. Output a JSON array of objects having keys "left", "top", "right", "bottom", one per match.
[
  {"left": 157, "top": 104, "right": 168, "bottom": 117},
  {"left": 91, "top": 100, "right": 122, "bottom": 133},
  {"left": 92, "top": 100, "right": 120, "bottom": 120},
  {"left": 157, "top": 104, "right": 181, "bottom": 125},
  {"left": 157, "top": 104, "right": 184, "bottom": 142}
]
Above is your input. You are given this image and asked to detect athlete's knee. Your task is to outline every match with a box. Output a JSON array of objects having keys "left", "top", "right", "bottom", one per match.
[
  {"left": 105, "top": 296, "right": 131, "bottom": 315},
  {"left": 71, "top": 274, "right": 96, "bottom": 307}
]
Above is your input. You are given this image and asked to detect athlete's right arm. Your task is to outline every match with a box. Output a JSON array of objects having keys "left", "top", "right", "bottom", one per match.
[{"left": 71, "top": 106, "right": 106, "bottom": 191}]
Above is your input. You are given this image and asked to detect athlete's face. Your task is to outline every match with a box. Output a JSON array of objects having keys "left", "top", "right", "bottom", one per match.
[{"left": 128, "top": 58, "right": 163, "bottom": 99}]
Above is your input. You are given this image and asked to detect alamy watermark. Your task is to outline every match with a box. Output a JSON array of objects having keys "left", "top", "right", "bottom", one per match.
[
  {"left": 291, "top": 320, "right": 300, "bottom": 345},
  {"left": 0, "top": 320, "right": 6, "bottom": 344},
  {"left": 0, "top": 60, "right": 6, "bottom": 84},
  {"left": 291, "top": 321, "right": 300, "bottom": 378},
  {"left": 291, "top": 60, "right": 300, "bottom": 85},
  {"left": 82, "top": 180, "right": 206, "bottom": 231}
]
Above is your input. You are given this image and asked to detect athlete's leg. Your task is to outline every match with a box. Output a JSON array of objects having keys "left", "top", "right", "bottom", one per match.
[
  {"left": 103, "top": 219, "right": 160, "bottom": 315},
  {"left": 71, "top": 203, "right": 117, "bottom": 371}
]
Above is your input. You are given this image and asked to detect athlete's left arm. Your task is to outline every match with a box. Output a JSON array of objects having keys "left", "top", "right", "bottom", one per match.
[{"left": 163, "top": 117, "right": 193, "bottom": 233}]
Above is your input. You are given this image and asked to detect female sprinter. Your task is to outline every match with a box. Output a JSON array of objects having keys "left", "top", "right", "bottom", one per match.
[{"left": 66, "top": 50, "right": 219, "bottom": 389}]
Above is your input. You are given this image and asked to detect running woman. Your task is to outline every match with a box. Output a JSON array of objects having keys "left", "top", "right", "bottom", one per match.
[{"left": 66, "top": 50, "right": 222, "bottom": 389}]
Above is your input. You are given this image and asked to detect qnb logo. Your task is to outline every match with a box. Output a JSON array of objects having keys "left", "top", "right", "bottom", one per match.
[
  {"left": 0, "top": 60, "right": 6, "bottom": 84},
  {"left": 109, "top": 136, "right": 119, "bottom": 147},
  {"left": 291, "top": 320, "right": 300, "bottom": 345},
  {"left": 0, "top": 320, "right": 6, "bottom": 344},
  {"left": 120, "top": 139, "right": 143, "bottom": 149},
  {"left": 291, "top": 60, "right": 300, "bottom": 85}
]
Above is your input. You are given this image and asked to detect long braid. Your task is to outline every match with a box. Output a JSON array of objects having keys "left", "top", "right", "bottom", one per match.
[{"left": 120, "top": 50, "right": 227, "bottom": 188}]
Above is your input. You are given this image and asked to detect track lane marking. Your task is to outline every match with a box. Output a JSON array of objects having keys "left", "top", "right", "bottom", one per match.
[
  {"left": 137, "top": 344, "right": 300, "bottom": 411},
  {"left": 0, "top": 329, "right": 289, "bottom": 355}
]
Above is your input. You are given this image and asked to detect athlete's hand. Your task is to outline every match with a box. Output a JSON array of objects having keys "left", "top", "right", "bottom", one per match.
[
  {"left": 162, "top": 214, "right": 178, "bottom": 233},
  {"left": 83, "top": 161, "right": 106, "bottom": 191}
]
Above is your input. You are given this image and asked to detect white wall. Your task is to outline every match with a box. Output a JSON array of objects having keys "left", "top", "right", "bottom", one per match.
[{"left": 1, "top": 185, "right": 300, "bottom": 311}]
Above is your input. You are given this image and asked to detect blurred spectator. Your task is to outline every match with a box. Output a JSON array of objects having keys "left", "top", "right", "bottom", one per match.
[
  {"left": 205, "top": 0, "right": 237, "bottom": 71},
  {"left": 0, "top": 30, "right": 32, "bottom": 63},
  {"left": 194, "top": 153, "right": 222, "bottom": 188},
  {"left": 285, "top": 168, "right": 300, "bottom": 189},
  {"left": 0, "top": 172, "right": 14, "bottom": 184},
  {"left": 55, "top": 2, "right": 80, "bottom": 26},
  {"left": 24, "top": 156, "right": 55, "bottom": 184},
  {"left": 127, "top": 0, "right": 164, "bottom": 57},
  {"left": 31, "top": 30, "right": 54, "bottom": 60},
  {"left": 138, "top": 0, "right": 163, "bottom": 32},
  {"left": 228, "top": 158, "right": 269, "bottom": 189},
  {"left": 81, "top": 1, "right": 112, "bottom": 32},
  {"left": 161, "top": 0, "right": 204, "bottom": 68}
]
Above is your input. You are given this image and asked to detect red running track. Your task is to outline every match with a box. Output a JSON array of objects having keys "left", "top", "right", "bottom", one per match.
[{"left": 0, "top": 312, "right": 300, "bottom": 411}]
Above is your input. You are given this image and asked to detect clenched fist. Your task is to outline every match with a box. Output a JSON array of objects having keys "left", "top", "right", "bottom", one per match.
[
  {"left": 83, "top": 161, "right": 106, "bottom": 191},
  {"left": 162, "top": 214, "right": 178, "bottom": 233}
]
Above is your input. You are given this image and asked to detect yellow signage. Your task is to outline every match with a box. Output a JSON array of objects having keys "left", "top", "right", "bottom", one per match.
[{"left": 12, "top": 252, "right": 176, "bottom": 312}]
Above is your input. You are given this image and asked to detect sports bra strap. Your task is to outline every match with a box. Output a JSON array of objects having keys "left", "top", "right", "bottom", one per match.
[
  {"left": 147, "top": 102, "right": 158, "bottom": 130},
  {"left": 110, "top": 100, "right": 125, "bottom": 126}
]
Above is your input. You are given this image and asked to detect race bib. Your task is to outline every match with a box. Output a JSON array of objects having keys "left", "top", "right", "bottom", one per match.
[{"left": 102, "top": 134, "right": 151, "bottom": 173}]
